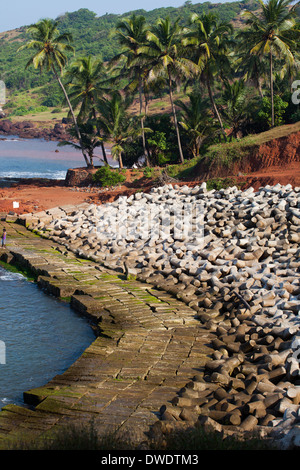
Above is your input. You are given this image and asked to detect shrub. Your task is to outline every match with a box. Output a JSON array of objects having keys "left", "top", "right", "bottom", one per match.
[
  {"left": 92, "top": 166, "right": 126, "bottom": 187},
  {"left": 10, "top": 105, "right": 28, "bottom": 116},
  {"left": 143, "top": 167, "right": 154, "bottom": 178},
  {"left": 42, "top": 95, "right": 63, "bottom": 107},
  {"left": 257, "top": 96, "right": 288, "bottom": 129},
  {"left": 28, "top": 105, "right": 48, "bottom": 113},
  {"left": 10, "top": 105, "right": 48, "bottom": 116}
]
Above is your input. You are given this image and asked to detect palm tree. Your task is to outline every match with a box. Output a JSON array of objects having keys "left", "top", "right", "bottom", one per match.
[
  {"left": 176, "top": 91, "right": 216, "bottom": 156},
  {"left": 237, "top": 0, "right": 300, "bottom": 128},
  {"left": 58, "top": 121, "right": 103, "bottom": 167},
  {"left": 139, "top": 17, "right": 195, "bottom": 164},
  {"left": 236, "top": 53, "right": 267, "bottom": 100},
  {"left": 64, "top": 55, "right": 111, "bottom": 165},
  {"left": 220, "top": 79, "right": 249, "bottom": 139},
  {"left": 96, "top": 91, "right": 148, "bottom": 169},
  {"left": 183, "top": 12, "right": 233, "bottom": 140},
  {"left": 112, "top": 15, "right": 150, "bottom": 161},
  {"left": 17, "top": 19, "right": 90, "bottom": 167}
]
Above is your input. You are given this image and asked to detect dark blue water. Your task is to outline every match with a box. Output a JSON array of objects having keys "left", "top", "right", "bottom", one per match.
[
  {"left": 0, "top": 135, "right": 115, "bottom": 180},
  {"left": 0, "top": 266, "right": 95, "bottom": 406}
]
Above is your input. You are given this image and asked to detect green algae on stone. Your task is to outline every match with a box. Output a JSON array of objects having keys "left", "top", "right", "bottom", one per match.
[
  {"left": 24, "top": 385, "right": 84, "bottom": 406},
  {"left": 35, "top": 397, "right": 74, "bottom": 414},
  {"left": 0, "top": 259, "right": 36, "bottom": 282}
]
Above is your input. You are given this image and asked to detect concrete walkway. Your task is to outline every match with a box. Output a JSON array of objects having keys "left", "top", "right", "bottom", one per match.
[{"left": 0, "top": 220, "right": 213, "bottom": 447}]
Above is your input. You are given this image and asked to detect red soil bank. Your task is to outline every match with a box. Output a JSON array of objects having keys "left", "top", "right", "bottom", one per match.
[{"left": 0, "top": 127, "right": 299, "bottom": 215}]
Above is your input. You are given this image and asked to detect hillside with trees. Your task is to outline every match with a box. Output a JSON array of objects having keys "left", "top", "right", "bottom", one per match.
[
  {"left": 0, "top": 0, "right": 299, "bottom": 175},
  {"left": 0, "top": 1, "right": 260, "bottom": 92}
]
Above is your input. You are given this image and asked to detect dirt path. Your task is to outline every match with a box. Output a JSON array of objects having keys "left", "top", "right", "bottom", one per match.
[{"left": 234, "top": 161, "right": 300, "bottom": 190}]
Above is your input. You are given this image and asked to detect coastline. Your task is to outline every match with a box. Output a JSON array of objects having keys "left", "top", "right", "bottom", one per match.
[
  {"left": 0, "top": 180, "right": 299, "bottom": 450},
  {"left": 0, "top": 218, "right": 212, "bottom": 449},
  {"left": 0, "top": 117, "right": 299, "bottom": 448},
  {"left": 0, "top": 117, "right": 299, "bottom": 218},
  {"left": 0, "top": 118, "right": 72, "bottom": 142}
]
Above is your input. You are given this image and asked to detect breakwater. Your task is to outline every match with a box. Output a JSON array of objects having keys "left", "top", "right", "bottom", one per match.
[
  {"left": 19, "top": 182, "right": 300, "bottom": 449},
  {"left": 0, "top": 220, "right": 212, "bottom": 449}
]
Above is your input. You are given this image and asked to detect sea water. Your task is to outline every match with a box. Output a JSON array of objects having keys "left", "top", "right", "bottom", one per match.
[
  {"left": 0, "top": 266, "right": 95, "bottom": 406},
  {"left": 0, "top": 135, "right": 114, "bottom": 181}
]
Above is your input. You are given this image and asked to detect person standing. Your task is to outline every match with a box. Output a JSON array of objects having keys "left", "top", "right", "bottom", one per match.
[{"left": 1, "top": 228, "right": 6, "bottom": 248}]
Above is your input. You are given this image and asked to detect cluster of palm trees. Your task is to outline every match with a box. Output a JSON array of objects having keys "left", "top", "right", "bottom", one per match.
[{"left": 18, "top": 0, "right": 300, "bottom": 168}]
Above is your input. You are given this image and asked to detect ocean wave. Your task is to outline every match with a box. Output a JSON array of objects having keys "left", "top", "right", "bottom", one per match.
[
  {"left": 0, "top": 269, "right": 25, "bottom": 281},
  {"left": 0, "top": 398, "right": 11, "bottom": 404},
  {"left": 0, "top": 170, "right": 67, "bottom": 180},
  {"left": 0, "top": 273, "right": 25, "bottom": 281}
]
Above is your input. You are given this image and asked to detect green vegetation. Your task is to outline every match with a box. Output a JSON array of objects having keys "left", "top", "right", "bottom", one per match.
[
  {"left": 236, "top": 0, "right": 299, "bottom": 128},
  {"left": 0, "top": 2, "right": 259, "bottom": 91},
  {"left": 203, "top": 139, "right": 256, "bottom": 168},
  {"left": 17, "top": 19, "right": 91, "bottom": 166},
  {"left": 2, "top": 0, "right": 300, "bottom": 171},
  {"left": 112, "top": 14, "right": 150, "bottom": 162},
  {"left": 183, "top": 11, "right": 233, "bottom": 140},
  {"left": 205, "top": 177, "right": 246, "bottom": 190},
  {"left": 3, "top": 418, "right": 278, "bottom": 450},
  {"left": 96, "top": 91, "right": 147, "bottom": 168},
  {"left": 165, "top": 119, "right": 300, "bottom": 180},
  {"left": 92, "top": 166, "right": 126, "bottom": 187}
]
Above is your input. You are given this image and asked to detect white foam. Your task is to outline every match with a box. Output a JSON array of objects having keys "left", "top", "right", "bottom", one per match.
[
  {"left": 0, "top": 170, "right": 66, "bottom": 180},
  {"left": 0, "top": 398, "right": 10, "bottom": 404},
  {"left": 0, "top": 271, "right": 25, "bottom": 281}
]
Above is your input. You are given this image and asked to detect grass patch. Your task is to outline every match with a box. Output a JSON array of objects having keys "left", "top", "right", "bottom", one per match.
[
  {"left": 166, "top": 156, "right": 201, "bottom": 180},
  {"left": 206, "top": 177, "right": 247, "bottom": 191},
  {"left": 197, "top": 121, "right": 300, "bottom": 172},
  {"left": 158, "top": 426, "right": 278, "bottom": 451},
  {"left": 203, "top": 137, "right": 259, "bottom": 171},
  {"left": 2, "top": 419, "right": 278, "bottom": 450},
  {"left": 4, "top": 86, "right": 68, "bottom": 123},
  {"left": 165, "top": 120, "right": 300, "bottom": 181},
  {"left": 59, "top": 296, "right": 72, "bottom": 303}
]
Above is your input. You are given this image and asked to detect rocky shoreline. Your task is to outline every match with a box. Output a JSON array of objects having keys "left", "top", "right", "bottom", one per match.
[
  {"left": 0, "top": 118, "right": 71, "bottom": 141},
  {"left": 18, "top": 182, "right": 300, "bottom": 449}
]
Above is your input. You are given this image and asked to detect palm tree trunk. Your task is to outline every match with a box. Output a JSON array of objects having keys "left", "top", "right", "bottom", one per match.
[
  {"left": 89, "top": 151, "right": 94, "bottom": 167},
  {"left": 168, "top": 69, "right": 184, "bottom": 164},
  {"left": 207, "top": 78, "right": 227, "bottom": 141},
  {"left": 139, "top": 76, "right": 152, "bottom": 167},
  {"left": 52, "top": 65, "right": 91, "bottom": 168},
  {"left": 118, "top": 151, "right": 123, "bottom": 169},
  {"left": 258, "top": 79, "right": 264, "bottom": 100},
  {"left": 143, "top": 82, "right": 151, "bottom": 165},
  {"left": 270, "top": 49, "right": 274, "bottom": 128},
  {"left": 100, "top": 142, "right": 108, "bottom": 166},
  {"left": 92, "top": 106, "right": 109, "bottom": 166},
  {"left": 138, "top": 76, "right": 147, "bottom": 157}
]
